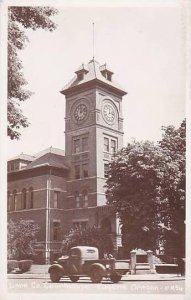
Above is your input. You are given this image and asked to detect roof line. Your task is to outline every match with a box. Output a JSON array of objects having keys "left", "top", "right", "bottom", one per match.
[{"left": 61, "top": 78, "right": 127, "bottom": 96}]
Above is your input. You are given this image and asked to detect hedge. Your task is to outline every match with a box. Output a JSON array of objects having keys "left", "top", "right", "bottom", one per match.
[
  {"left": 7, "top": 260, "right": 18, "bottom": 273},
  {"left": 18, "top": 260, "right": 33, "bottom": 273}
]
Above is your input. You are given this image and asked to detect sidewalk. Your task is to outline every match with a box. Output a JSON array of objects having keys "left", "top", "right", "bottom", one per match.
[
  {"left": 27, "top": 264, "right": 51, "bottom": 274},
  {"left": 8, "top": 264, "right": 185, "bottom": 281}
]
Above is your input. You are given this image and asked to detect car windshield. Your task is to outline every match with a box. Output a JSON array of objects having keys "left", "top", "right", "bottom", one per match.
[{"left": 70, "top": 248, "right": 79, "bottom": 256}]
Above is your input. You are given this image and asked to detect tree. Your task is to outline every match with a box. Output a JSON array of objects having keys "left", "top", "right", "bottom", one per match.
[
  {"left": 62, "top": 226, "right": 114, "bottom": 258},
  {"left": 8, "top": 6, "right": 58, "bottom": 139},
  {"left": 105, "top": 120, "right": 186, "bottom": 256},
  {"left": 7, "top": 219, "right": 40, "bottom": 260},
  {"left": 158, "top": 119, "right": 186, "bottom": 257},
  {"left": 105, "top": 140, "right": 164, "bottom": 253}
]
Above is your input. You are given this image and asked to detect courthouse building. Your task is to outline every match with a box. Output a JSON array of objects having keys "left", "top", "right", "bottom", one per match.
[{"left": 7, "top": 59, "right": 127, "bottom": 263}]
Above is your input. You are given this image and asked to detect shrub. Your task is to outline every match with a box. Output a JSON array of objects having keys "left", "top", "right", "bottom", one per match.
[
  {"left": 7, "top": 260, "right": 18, "bottom": 273},
  {"left": 8, "top": 219, "right": 39, "bottom": 260},
  {"left": 62, "top": 226, "right": 114, "bottom": 258},
  {"left": 18, "top": 260, "right": 33, "bottom": 273}
]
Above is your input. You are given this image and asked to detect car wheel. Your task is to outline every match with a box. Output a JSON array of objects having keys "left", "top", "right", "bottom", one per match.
[
  {"left": 110, "top": 274, "right": 122, "bottom": 283},
  {"left": 69, "top": 276, "right": 79, "bottom": 283},
  {"left": 90, "top": 268, "right": 103, "bottom": 283},
  {"left": 50, "top": 269, "right": 61, "bottom": 283}
]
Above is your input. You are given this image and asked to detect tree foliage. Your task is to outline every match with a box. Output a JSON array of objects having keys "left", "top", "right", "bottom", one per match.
[
  {"left": 8, "top": 6, "right": 58, "bottom": 139},
  {"left": 159, "top": 119, "right": 185, "bottom": 257},
  {"left": 105, "top": 120, "right": 185, "bottom": 256},
  {"left": 7, "top": 219, "right": 39, "bottom": 260},
  {"left": 62, "top": 226, "right": 114, "bottom": 258},
  {"left": 106, "top": 140, "right": 163, "bottom": 252}
]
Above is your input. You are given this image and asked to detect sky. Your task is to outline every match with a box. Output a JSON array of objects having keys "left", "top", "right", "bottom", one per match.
[{"left": 7, "top": 4, "right": 186, "bottom": 158}]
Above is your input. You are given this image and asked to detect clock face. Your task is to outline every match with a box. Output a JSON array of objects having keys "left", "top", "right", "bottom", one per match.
[
  {"left": 74, "top": 103, "right": 88, "bottom": 122},
  {"left": 102, "top": 103, "right": 116, "bottom": 124}
]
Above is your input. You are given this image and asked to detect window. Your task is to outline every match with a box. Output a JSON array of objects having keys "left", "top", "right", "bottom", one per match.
[
  {"left": 20, "top": 162, "right": 27, "bottom": 169},
  {"left": 53, "top": 221, "right": 61, "bottom": 241},
  {"left": 53, "top": 191, "right": 60, "bottom": 208},
  {"left": 77, "top": 73, "right": 84, "bottom": 81},
  {"left": 82, "top": 137, "right": 88, "bottom": 152},
  {"left": 73, "top": 221, "right": 87, "bottom": 229},
  {"left": 82, "top": 190, "right": 88, "bottom": 208},
  {"left": 111, "top": 139, "right": 117, "bottom": 154},
  {"left": 82, "top": 164, "right": 88, "bottom": 178},
  {"left": 74, "top": 165, "right": 80, "bottom": 179},
  {"left": 73, "top": 136, "right": 89, "bottom": 153},
  {"left": 12, "top": 190, "right": 17, "bottom": 211},
  {"left": 104, "top": 163, "right": 109, "bottom": 178},
  {"left": 107, "top": 73, "right": 112, "bottom": 81},
  {"left": 7, "top": 191, "right": 11, "bottom": 211},
  {"left": 104, "top": 137, "right": 109, "bottom": 152},
  {"left": 29, "top": 187, "right": 34, "bottom": 209},
  {"left": 74, "top": 139, "right": 80, "bottom": 153},
  {"left": 75, "top": 191, "right": 80, "bottom": 208},
  {"left": 21, "top": 189, "right": 27, "bottom": 209}
]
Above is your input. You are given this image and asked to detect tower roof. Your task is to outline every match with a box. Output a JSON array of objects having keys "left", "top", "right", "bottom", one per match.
[{"left": 61, "top": 59, "right": 127, "bottom": 96}]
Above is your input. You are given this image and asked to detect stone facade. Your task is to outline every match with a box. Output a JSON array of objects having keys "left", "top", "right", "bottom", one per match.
[{"left": 7, "top": 59, "right": 127, "bottom": 263}]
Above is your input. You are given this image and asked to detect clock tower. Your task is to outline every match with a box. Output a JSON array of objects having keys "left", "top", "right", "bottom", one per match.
[{"left": 61, "top": 59, "right": 127, "bottom": 249}]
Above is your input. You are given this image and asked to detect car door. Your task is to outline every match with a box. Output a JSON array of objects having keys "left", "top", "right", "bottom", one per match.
[{"left": 69, "top": 248, "right": 81, "bottom": 274}]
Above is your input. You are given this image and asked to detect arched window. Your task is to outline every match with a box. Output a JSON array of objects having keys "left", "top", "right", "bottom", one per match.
[
  {"left": 21, "top": 189, "right": 27, "bottom": 209},
  {"left": 82, "top": 190, "right": 88, "bottom": 208},
  {"left": 7, "top": 191, "right": 11, "bottom": 211},
  {"left": 75, "top": 191, "right": 80, "bottom": 208},
  {"left": 12, "top": 190, "right": 17, "bottom": 211},
  {"left": 29, "top": 187, "right": 34, "bottom": 209}
]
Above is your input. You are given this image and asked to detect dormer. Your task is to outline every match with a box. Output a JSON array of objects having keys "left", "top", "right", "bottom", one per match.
[
  {"left": 7, "top": 153, "right": 35, "bottom": 172},
  {"left": 100, "top": 64, "right": 114, "bottom": 81},
  {"left": 75, "top": 64, "right": 89, "bottom": 81}
]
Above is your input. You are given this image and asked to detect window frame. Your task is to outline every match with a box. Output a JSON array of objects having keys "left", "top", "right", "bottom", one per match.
[
  {"left": 104, "top": 163, "right": 109, "bottom": 178},
  {"left": 53, "top": 221, "right": 61, "bottom": 241},
  {"left": 82, "top": 190, "right": 88, "bottom": 208},
  {"left": 75, "top": 191, "right": 80, "bottom": 208},
  {"left": 21, "top": 188, "right": 27, "bottom": 210},
  {"left": 12, "top": 190, "right": 17, "bottom": 211},
  {"left": 73, "top": 138, "right": 81, "bottom": 154},
  {"left": 104, "top": 137, "right": 109, "bottom": 152},
  {"left": 74, "top": 165, "right": 80, "bottom": 179},
  {"left": 111, "top": 139, "right": 117, "bottom": 154},
  {"left": 82, "top": 163, "right": 89, "bottom": 178},
  {"left": 53, "top": 190, "right": 60, "bottom": 209},
  {"left": 29, "top": 187, "right": 34, "bottom": 209},
  {"left": 82, "top": 136, "right": 88, "bottom": 152}
]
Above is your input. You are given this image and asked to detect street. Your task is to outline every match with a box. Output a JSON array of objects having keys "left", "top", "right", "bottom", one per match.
[{"left": 8, "top": 276, "right": 185, "bottom": 294}]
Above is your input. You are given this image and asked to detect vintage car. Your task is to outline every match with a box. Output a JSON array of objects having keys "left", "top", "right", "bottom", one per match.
[{"left": 48, "top": 246, "right": 130, "bottom": 283}]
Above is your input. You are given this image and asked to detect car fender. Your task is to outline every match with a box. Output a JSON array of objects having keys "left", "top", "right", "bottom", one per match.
[
  {"left": 48, "top": 264, "right": 64, "bottom": 275},
  {"left": 89, "top": 263, "right": 106, "bottom": 275}
]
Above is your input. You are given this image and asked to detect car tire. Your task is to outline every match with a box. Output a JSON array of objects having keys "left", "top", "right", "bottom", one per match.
[
  {"left": 110, "top": 274, "right": 122, "bottom": 283},
  {"left": 70, "top": 276, "right": 79, "bottom": 283},
  {"left": 50, "top": 269, "right": 61, "bottom": 283},
  {"left": 90, "top": 268, "right": 103, "bottom": 283}
]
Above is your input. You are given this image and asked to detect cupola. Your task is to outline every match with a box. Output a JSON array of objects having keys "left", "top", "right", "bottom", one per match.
[
  {"left": 75, "top": 63, "right": 89, "bottom": 81},
  {"left": 99, "top": 63, "right": 114, "bottom": 81}
]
